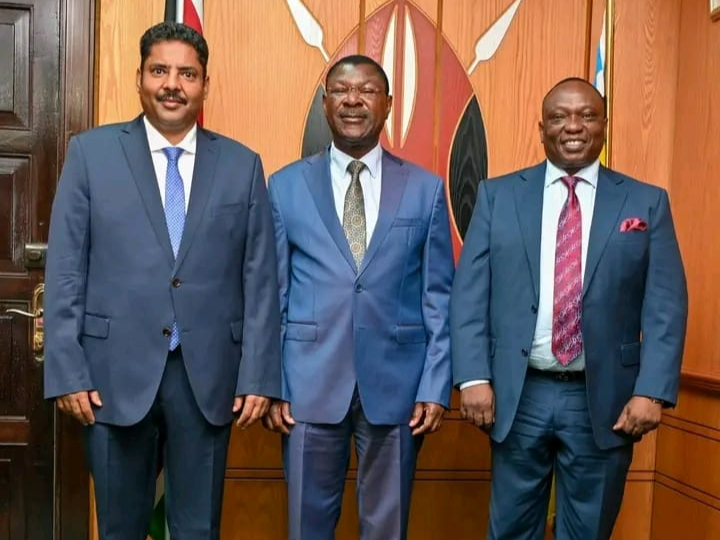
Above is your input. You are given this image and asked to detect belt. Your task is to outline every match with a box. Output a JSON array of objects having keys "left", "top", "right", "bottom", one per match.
[{"left": 527, "top": 367, "right": 585, "bottom": 382}]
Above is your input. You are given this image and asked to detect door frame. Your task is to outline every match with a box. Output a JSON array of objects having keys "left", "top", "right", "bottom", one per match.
[{"left": 55, "top": 0, "right": 95, "bottom": 538}]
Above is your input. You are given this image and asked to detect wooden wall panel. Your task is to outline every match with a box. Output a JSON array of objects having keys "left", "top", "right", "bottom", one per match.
[
  {"left": 610, "top": 0, "right": 681, "bottom": 189},
  {"left": 651, "top": 0, "right": 720, "bottom": 533},
  {"left": 96, "top": 0, "right": 161, "bottom": 125},
  {"left": 670, "top": 0, "right": 720, "bottom": 379},
  {"left": 656, "top": 423, "right": 720, "bottom": 499},
  {"left": 442, "top": 0, "right": 590, "bottom": 176},
  {"left": 613, "top": 481, "right": 654, "bottom": 540},
  {"left": 651, "top": 484, "right": 720, "bottom": 540},
  {"left": 204, "top": 0, "right": 360, "bottom": 174},
  {"left": 651, "top": 3, "right": 720, "bottom": 537}
]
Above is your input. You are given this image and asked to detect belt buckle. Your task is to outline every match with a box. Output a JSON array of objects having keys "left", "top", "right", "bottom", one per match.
[{"left": 556, "top": 371, "right": 571, "bottom": 382}]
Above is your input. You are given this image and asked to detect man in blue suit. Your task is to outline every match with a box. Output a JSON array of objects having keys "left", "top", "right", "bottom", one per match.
[
  {"left": 451, "top": 78, "right": 687, "bottom": 540},
  {"left": 44, "top": 22, "right": 280, "bottom": 540},
  {"left": 264, "top": 55, "right": 454, "bottom": 540}
]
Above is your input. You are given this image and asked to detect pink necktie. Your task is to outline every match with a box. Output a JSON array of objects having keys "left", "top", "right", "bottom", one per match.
[{"left": 551, "top": 176, "right": 583, "bottom": 366}]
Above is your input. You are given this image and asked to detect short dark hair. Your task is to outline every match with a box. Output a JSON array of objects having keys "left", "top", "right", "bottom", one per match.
[
  {"left": 140, "top": 22, "right": 209, "bottom": 77},
  {"left": 325, "top": 54, "right": 390, "bottom": 95},
  {"left": 542, "top": 77, "right": 607, "bottom": 117}
]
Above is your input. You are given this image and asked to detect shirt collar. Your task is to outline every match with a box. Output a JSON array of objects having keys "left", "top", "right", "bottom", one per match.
[
  {"left": 544, "top": 159, "right": 600, "bottom": 189},
  {"left": 330, "top": 142, "right": 382, "bottom": 179},
  {"left": 143, "top": 115, "right": 197, "bottom": 155}
]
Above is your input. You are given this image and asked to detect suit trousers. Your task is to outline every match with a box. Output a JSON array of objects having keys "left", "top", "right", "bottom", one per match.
[
  {"left": 488, "top": 371, "right": 633, "bottom": 540},
  {"left": 84, "top": 348, "right": 232, "bottom": 540},
  {"left": 283, "top": 390, "right": 422, "bottom": 540}
]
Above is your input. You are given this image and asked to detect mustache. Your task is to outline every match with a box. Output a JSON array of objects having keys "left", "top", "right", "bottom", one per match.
[{"left": 157, "top": 92, "right": 187, "bottom": 104}]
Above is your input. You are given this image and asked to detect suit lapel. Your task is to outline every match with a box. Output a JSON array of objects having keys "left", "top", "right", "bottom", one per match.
[
  {"left": 119, "top": 116, "right": 174, "bottom": 266},
  {"left": 514, "top": 164, "right": 546, "bottom": 300},
  {"left": 358, "top": 151, "right": 408, "bottom": 278},
  {"left": 583, "top": 167, "right": 627, "bottom": 295},
  {"left": 174, "top": 128, "right": 219, "bottom": 272},
  {"left": 303, "top": 151, "right": 357, "bottom": 272}
]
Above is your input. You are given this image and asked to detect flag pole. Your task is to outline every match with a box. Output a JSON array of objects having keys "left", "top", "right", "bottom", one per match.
[{"left": 605, "top": 0, "right": 615, "bottom": 167}]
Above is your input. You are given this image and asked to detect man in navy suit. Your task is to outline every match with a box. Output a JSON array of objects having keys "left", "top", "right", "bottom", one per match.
[
  {"left": 264, "top": 55, "right": 454, "bottom": 540},
  {"left": 44, "top": 22, "right": 280, "bottom": 540},
  {"left": 451, "top": 78, "right": 687, "bottom": 540}
]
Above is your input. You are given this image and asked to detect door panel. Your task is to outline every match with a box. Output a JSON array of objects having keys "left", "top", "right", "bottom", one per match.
[{"left": 0, "top": 1, "right": 60, "bottom": 539}]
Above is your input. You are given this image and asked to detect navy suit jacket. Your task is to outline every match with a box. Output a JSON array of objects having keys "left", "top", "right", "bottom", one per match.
[
  {"left": 451, "top": 162, "right": 688, "bottom": 449},
  {"left": 44, "top": 116, "right": 281, "bottom": 426},
  {"left": 268, "top": 149, "right": 454, "bottom": 425}
]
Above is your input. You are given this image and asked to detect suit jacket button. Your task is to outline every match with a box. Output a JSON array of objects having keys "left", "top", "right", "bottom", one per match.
[
  {"left": 531, "top": 305, "right": 537, "bottom": 314},
  {"left": 172, "top": 278, "right": 181, "bottom": 288},
  {"left": 162, "top": 327, "right": 172, "bottom": 337},
  {"left": 355, "top": 284, "right": 363, "bottom": 292},
  {"left": 521, "top": 348, "right": 529, "bottom": 357}
]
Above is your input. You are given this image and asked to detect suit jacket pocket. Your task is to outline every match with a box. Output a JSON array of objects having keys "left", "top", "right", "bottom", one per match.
[
  {"left": 395, "top": 325, "right": 427, "bottom": 344},
  {"left": 209, "top": 202, "right": 244, "bottom": 217},
  {"left": 392, "top": 218, "right": 423, "bottom": 227},
  {"left": 620, "top": 342, "right": 641, "bottom": 366},
  {"left": 83, "top": 314, "right": 110, "bottom": 339},
  {"left": 230, "top": 319, "right": 244, "bottom": 343},
  {"left": 286, "top": 322, "right": 318, "bottom": 342}
]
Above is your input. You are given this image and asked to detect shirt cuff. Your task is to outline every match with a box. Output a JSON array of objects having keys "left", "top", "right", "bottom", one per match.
[{"left": 459, "top": 379, "right": 490, "bottom": 390}]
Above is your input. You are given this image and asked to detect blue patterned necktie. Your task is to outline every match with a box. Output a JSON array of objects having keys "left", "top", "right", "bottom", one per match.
[{"left": 163, "top": 146, "right": 185, "bottom": 350}]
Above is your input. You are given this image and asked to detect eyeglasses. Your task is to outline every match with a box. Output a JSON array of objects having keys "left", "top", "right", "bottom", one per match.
[{"left": 326, "top": 86, "right": 385, "bottom": 99}]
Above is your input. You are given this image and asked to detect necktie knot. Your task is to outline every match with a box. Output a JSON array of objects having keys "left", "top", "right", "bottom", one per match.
[
  {"left": 347, "top": 160, "right": 366, "bottom": 179},
  {"left": 163, "top": 146, "right": 183, "bottom": 164},
  {"left": 561, "top": 175, "right": 579, "bottom": 192}
]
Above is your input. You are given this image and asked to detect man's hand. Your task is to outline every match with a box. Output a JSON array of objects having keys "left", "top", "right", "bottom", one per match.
[
  {"left": 57, "top": 390, "right": 102, "bottom": 425},
  {"left": 262, "top": 401, "right": 296, "bottom": 434},
  {"left": 460, "top": 384, "right": 494, "bottom": 432},
  {"left": 613, "top": 396, "right": 663, "bottom": 437},
  {"left": 233, "top": 395, "right": 271, "bottom": 429},
  {"left": 409, "top": 402, "right": 445, "bottom": 436}
]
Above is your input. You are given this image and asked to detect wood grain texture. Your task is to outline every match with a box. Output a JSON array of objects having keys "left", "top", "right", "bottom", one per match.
[
  {"left": 670, "top": 0, "right": 720, "bottom": 379},
  {"left": 204, "top": 0, "right": 359, "bottom": 175},
  {"left": 651, "top": 1, "right": 720, "bottom": 535},
  {"left": 610, "top": 0, "right": 680, "bottom": 189},
  {"left": 612, "top": 481, "right": 654, "bottom": 540},
  {"left": 656, "top": 424, "right": 720, "bottom": 500},
  {"left": 651, "top": 484, "right": 720, "bottom": 540},
  {"left": 96, "top": 0, "right": 162, "bottom": 125},
  {"left": 442, "top": 0, "right": 590, "bottom": 177}
]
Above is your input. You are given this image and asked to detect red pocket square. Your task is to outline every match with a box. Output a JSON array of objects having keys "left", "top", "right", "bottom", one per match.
[{"left": 620, "top": 218, "right": 647, "bottom": 232}]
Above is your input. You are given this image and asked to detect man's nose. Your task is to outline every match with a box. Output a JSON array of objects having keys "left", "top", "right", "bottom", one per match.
[
  {"left": 164, "top": 70, "right": 181, "bottom": 90},
  {"left": 564, "top": 114, "right": 583, "bottom": 132}
]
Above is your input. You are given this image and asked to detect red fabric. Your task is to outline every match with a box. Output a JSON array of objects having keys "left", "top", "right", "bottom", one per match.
[
  {"left": 551, "top": 176, "right": 584, "bottom": 366},
  {"left": 619, "top": 217, "right": 647, "bottom": 232}
]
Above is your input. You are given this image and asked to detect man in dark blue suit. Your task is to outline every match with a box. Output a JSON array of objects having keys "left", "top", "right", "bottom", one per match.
[
  {"left": 451, "top": 78, "right": 688, "bottom": 540},
  {"left": 44, "top": 22, "right": 280, "bottom": 540},
  {"left": 264, "top": 55, "right": 454, "bottom": 540}
]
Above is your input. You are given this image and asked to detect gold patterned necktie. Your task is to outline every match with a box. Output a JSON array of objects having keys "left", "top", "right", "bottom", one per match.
[{"left": 343, "top": 160, "right": 367, "bottom": 270}]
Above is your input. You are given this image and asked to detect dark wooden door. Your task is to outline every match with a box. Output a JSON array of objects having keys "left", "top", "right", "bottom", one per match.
[
  {"left": 0, "top": 0, "right": 60, "bottom": 538},
  {"left": 0, "top": 0, "right": 93, "bottom": 538}
]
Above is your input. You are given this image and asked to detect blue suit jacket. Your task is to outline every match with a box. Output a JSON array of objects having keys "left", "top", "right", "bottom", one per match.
[
  {"left": 451, "top": 163, "right": 688, "bottom": 449},
  {"left": 268, "top": 149, "right": 454, "bottom": 425},
  {"left": 44, "top": 116, "right": 281, "bottom": 426}
]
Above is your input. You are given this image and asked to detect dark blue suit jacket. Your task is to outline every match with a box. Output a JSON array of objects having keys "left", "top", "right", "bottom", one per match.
[
  {"left": 268, "top": 149, "right": 454, "bottom": 425},
  {"left": 451, "top": 162, "right": 688, "bottom": 449},
  {"left": 44, "top": 116, "right": 281, "bottom": 426}
]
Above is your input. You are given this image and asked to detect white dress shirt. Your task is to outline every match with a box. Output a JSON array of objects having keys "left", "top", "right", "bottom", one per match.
[
  {"left": 329, "top": 142, "right": 383, "bottom": 245},
  {"left": 143, "top": 116, "right": 197, "bottom": 212},
  {"left": 460, "top": 159, "right": 600, "bottom": 389}
]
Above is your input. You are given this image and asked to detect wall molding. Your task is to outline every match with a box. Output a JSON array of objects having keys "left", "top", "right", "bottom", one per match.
[{"left": 681, "top": 370, "right": 720, "bottom": 393}]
